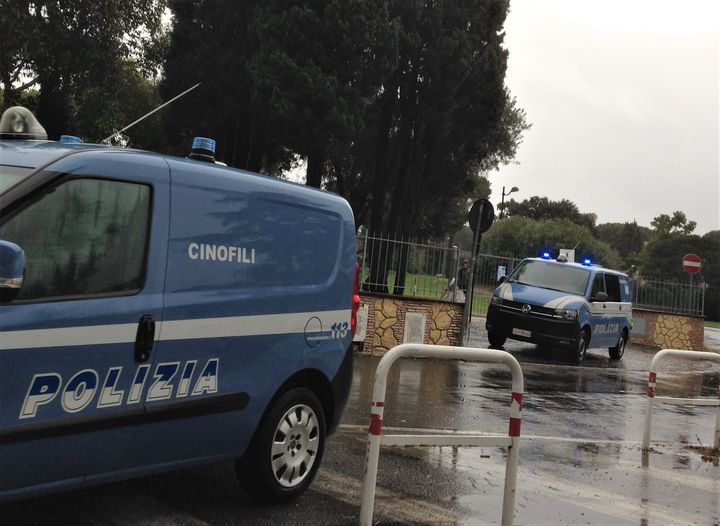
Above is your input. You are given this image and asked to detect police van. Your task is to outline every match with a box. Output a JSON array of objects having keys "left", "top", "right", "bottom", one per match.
[
  {"left": 0, "top": 107, "right": 360, "bottom": 502},
  {"left": 485, "top": 253, "right": 632, "bottom": 362}
]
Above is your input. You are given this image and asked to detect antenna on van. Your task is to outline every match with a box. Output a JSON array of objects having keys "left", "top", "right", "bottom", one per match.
[{"left": 101, "top": 82, "right": 201, "bottom": 144}]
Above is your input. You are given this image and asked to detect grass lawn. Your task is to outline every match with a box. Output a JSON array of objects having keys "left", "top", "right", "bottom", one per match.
[
  {"left": 372, "top": 270, "right": 491, "bottom": 317},
  {"left": 706, "top": 320, "right": 720, "bottom": 329}
]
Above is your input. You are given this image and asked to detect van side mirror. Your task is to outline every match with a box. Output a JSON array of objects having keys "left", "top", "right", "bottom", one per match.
[
  {"left": 592, "top": 291, "right": 608, "bottom": 302},
  {"left": 497, "top": 275, "right": 507, "bottom": 285},
  {"left": 0, "top": 240, "right": 24, "bottom": 302}
]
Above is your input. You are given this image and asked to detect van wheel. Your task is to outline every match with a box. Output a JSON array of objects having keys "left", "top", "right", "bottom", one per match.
[
  {"left": 571, "top": 331, "right": 588, "bottom": 363},
  {"left": 236, "top": 387, "right": 326, "bottom": 503},
  {"left": 609, "top": 333, "right": 627, "bottom": 360},
  {"left": 487, "top": 331, "right": 506, "bottom": 348}
]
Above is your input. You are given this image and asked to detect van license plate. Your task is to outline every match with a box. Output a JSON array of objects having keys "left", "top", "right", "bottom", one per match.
[{"left": 513, "top": 328, "right": 531, "bottom": 338}]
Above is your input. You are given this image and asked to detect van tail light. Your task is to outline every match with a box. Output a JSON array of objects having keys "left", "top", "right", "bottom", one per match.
[{"left": 351, "top": 263, "right": 361, "bottom": 337}]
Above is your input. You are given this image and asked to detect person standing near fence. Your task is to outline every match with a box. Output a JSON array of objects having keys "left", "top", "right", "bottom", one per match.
[{"left": 457, "top": 259, "right": 470, "bottom": 295}]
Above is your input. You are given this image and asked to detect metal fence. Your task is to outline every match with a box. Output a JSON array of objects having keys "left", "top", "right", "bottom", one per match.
[
  {"left": 357, "top": 232, "right": 706, "bottom": 317},
  {"left": 633, "top": 278, "right": 705, "bottom": 316},
  {"left": 357, "top": 232, "right": 461, "bottom": 300}
]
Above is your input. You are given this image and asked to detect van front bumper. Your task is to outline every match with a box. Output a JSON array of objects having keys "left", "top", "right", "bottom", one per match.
[{"left": 486, "top": 304, "right": 580, "bottom": 347}]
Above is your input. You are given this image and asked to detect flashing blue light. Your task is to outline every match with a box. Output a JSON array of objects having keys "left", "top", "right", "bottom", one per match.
[
  {"left": 541, "top": 252, "right": 552, "bottom": 259},
  {"left": 192, "top": 136, "right": 216, "bottom": 153},
  {"left": 582, "top": 258, "right": 592, "bottom": 266},
  {"left": 60, "top": 134, "right": 82, "bottom": 144}
]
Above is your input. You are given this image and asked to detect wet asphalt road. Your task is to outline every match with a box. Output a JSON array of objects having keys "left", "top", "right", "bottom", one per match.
[{"left": 2, "top": 324, "right": 720, "bottom": 525}]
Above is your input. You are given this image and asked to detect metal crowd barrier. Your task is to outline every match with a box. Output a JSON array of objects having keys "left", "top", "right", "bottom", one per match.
[
  {"left": 642, "top": 348, "right": 720, "bottom": 452},
  {"left": 359, "top": 344, "right": 524, "bottom": 526}
]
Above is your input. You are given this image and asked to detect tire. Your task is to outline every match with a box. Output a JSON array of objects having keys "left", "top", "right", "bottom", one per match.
[
  {"left": 236, "top": 387, "right": 326, "bottom": 503},
  {"left": 609, "top": 332, "right": 627, "bottom": 360},
  {"left": 487, "top": 330, "right": 506, "bottom": 348},
  {"left": 571, "top": 330, "right": 588, "bottom": 363}
]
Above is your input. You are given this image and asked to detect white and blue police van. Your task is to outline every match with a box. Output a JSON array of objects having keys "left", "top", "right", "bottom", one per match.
[
  {"left": 485, "top": 253, "right": 632, "bottom": 362},
  {"left": 0, "top": 106, "right": 360, "bottom": 502}
]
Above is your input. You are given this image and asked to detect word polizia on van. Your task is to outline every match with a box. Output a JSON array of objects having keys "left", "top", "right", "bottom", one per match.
[{"left": 0, "top": 106, "right": 361, "bottom": 503}]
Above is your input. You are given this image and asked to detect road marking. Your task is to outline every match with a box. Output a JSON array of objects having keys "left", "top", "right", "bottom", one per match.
[{"left": 314, "top": 469, "right": 464, "bottom": 524}]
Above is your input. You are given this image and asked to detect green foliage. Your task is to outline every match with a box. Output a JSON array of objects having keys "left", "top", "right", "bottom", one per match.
[
  {"left": 634, "top": 212, "right": 718, "bottom": 320},
  {"left": 74, "top": 62, "right": 167, "bottom": 149},
  {"left": 649, "top": 211, "right": 697, "bottom": 237},
  {"left": 595, "top": 221, "right": 650, "bottom": 268},
  {"left": 637, "top": 211, "right": 704, "bottom": 280},
  {"left": 353, "top": 0, "right": 529, "bottom": 238},
  {"left": 479, "top": 216, "right": 622, "bottom": 269},
  {"left": 501, "top": 196, "right": 596, "bottom": 231},
  {"left": 1, "top": 0, "right": 167, "bottom": 141},
  {"left": 162, "top": 0, "right": 527, "bottom": 238}
]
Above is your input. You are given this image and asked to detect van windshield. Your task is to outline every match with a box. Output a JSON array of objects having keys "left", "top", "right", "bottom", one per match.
[
  {"left": 0, "top": 165, "right": 35, "bottom": 193},
  {"left": 507, "top": 260, "right": 591, "bottom": 296}
]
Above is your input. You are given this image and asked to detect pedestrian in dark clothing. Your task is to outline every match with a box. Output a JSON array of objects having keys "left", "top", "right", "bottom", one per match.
[{"left": 457, "top": 259, "right": 470, "bottom": 294}]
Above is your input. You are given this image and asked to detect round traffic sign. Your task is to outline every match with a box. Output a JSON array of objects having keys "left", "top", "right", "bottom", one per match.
[
  {"left": 468, "top": 198, "right": 495, "bottom": 234},
  {"left": 682, "top": 253, "right": 702, "bottom": 274}
]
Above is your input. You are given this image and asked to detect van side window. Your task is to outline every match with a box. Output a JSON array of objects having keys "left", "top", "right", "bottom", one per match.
[
  {"left": 590, "top": 273, "right": 604, "bottom": 298},
  {"left": 0, "top": 178, "right": 151, "bottom": 301},
  {"left": 604, "top": 274, "right": 621, "bottom": 302}
]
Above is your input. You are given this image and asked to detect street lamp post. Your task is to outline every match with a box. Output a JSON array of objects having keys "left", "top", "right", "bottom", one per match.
[{"left": 500, "top": 186, "right": 519, "bottom": 218}]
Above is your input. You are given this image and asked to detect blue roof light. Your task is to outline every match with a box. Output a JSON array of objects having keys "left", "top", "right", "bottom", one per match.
[
  {"left": 60, "top": 135, "right": 82, "bottom": 144},
  {"left": 582, "top": 258, "right": 592, "bottom": 266},
  {"left": 541, "top": 251, "right": 552, "bottom": 260},
  {"left": 191, "top": 137, "right": 216, "bottom": 154}
]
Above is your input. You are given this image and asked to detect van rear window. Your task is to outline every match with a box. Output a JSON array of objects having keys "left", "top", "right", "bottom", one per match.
[{"left": 508, "top": 260, "right": 590, "bottom": 296}]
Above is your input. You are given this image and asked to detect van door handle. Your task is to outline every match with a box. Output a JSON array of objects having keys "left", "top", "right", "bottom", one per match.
[{"left": 135, "top": 315, "right": 156, "bottom": 363}]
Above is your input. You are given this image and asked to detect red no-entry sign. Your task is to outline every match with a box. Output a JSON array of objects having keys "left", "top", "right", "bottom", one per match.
[{"left": 683, "top": 253, "right": 702, "bottom": 274}]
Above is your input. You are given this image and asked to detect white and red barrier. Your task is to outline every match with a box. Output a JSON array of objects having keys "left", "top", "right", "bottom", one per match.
[
  {"left": 359, "top": 344, "right": 524, "bottom": 526},
  {"left": 642, "top": 348, "right": 720, "bottom": 452}
]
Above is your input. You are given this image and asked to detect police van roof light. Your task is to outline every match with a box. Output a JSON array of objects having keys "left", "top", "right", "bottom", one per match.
[
  {"left": 192, "top": 137, "right": 216, "bottom": 153},
  {"left": 541, "top": 252, "right": 552, "bottom": 260},
  {"left": 189, "top": 136, "right": 217, "bottom": 163},
  {"left": 0, "top": 106, "right": 48, "bottom": 140},
  {"left": 582, "top": 258, "right": 592, "bottom": 266},
  {"left": 60, "top": 135, "right": 82, "bottom": 144}
]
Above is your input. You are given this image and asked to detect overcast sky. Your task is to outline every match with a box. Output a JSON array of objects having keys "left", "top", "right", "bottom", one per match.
[{"left": 492, "top": 0, "right": 719, "bottom": 234}]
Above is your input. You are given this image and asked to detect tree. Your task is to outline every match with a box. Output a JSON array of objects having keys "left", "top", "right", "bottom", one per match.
[
  {"left": 636, "top": 212, "right": 701, "bottom": 280},
  {"left": 347, "top": 0, "right": 527, "bottom": 239},
  {"left": 340, "top": 1, "right": 528, "bottom": 293},
  {"left": 702, "top": 231, "right": 720, "bottom": 321},
  {"left": 479, "top": 216, "right": 622, "bottom": 269},
  {"left": 649, "top": 211, "right": 697, "bottom": 237},
  {"left": 1, "top": 1, "right": 166, "bottom": 140},
  {"left": 162, "top": 0, "right": 391, "bottom": 176},
  {"left": 501, "top": 196, "right": 596, "bottom": 231},
  {"left": 595, "top": 221, "right": 650, "bottom": 268}
]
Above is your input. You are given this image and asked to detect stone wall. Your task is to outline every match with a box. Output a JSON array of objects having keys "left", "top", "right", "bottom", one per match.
[
  {"left": 356, "top": 293, "right": 464, "bottom": 356},
  {"left": 630, "top": 309, "right": 705, "bottom": 351}
]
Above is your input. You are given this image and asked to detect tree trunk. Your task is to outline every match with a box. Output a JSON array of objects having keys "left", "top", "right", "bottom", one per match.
[
  {"left": 306, "top": 150, "right": 324, "bottom": 188},
  {"left": 364, "top": 234, "right": 390, "bottom": 294},
  {"left": 394, "top": 240, "right": 410, "bottom": 296},
  {"left": 37, "top": 71, "right": 70, "bottom": 140}
]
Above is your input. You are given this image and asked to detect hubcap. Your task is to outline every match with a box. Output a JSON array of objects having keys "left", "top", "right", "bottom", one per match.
[{"left": 270, "top": 403, "right": 320, "bottom": 488}]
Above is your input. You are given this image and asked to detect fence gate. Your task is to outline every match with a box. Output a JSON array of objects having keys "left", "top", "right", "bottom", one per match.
[{"left": 359, "top": 343, "right": 524, "bottom": 526}]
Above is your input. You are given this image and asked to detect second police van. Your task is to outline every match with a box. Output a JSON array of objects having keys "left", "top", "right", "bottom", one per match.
[
  {"left": 0, "top": 107, "right": 360, "bottom": 502},
  {"left": 485, "top": 253, "right": 633, "bottom": 362}
]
